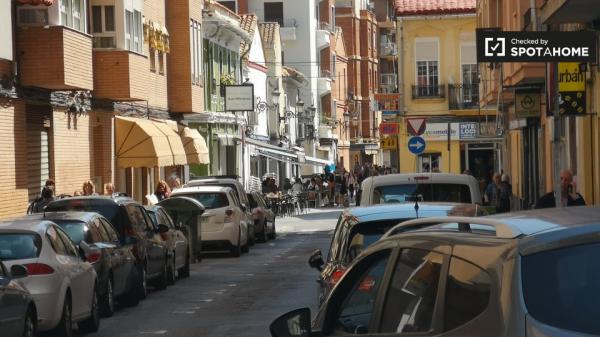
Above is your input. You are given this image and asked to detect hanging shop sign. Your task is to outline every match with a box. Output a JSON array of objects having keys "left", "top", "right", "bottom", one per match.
[
  {"left": 379, "top": 122, "right": 399, "bottom": 135},
  {"left": 224, "top": 85, "right": 254, "bottom": 111},
  {"left": 380, "top": 137, "right": 397, "bottom": 150},
  {"left": 515, "top": 90, "right": 541, "bottom": 118},
  {"left": 558, "top": 62, "right": 586, "bottom": 115}
]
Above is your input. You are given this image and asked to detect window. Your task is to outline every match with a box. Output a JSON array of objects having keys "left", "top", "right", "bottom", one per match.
[
  {"left": 60, "top": 0, "right": 86, "bottom": 33},
  {"left": 149, "top": 49, "right": 156, "bottom": 72},
  {"left": 125, "top": 10, "right": 142, "bottom": 53},
  {"left": 415, "top": 38, "right": 439, "bottom": 97},
  {"left": 100, "top": 219, "right": 119, "bottom": 242},
  {"left": 92, "top": 5, "right": 116, "bottom": 48},
  {"left": 332, "top": 252, "right": 390, "bottom": 334},
  {"left": 460, "top": 42, "right": 478, "bottom": 104},
  {"left": 53, "top": 220, "right": 90, "bottom": 245},
  {"left": 444, "top": 257, "right": 491, "bottom": 331},
  {"left": 418, "top": 153, "right": 441, "bottom": 173},
  {"left": 331, "top": 54, "right": 336, "bottom": 78},
  {"left": 380, "top": 249, "right": 443, "bottom": 333},
  {"left": 56, "top": 229, "right": 79, "bottom": 257},
  {"left": 190, "top": 20, "right": 202, "bottom": 85},
  {"left": 18, "top": 8, "right": 49, "bottom": 26},
  {"left": 0, "top": 234, "right": 42, "bottom": 260},
  {"left": 46, "top": 226, "right": 67, "bottom": 255},
  {"left": 217, "top": 1, "right": 236, "bottom": 12},
  {"left": 125, "top": 10, "right": 132, "bottom": 50},
  {"left": 264, "top": 2, "right": 284, "bottom": 26},
  {"left": 158, "top": 51, "right": 165, "bottom": 75},
  {"left": 373, "top": 183, "right": 472, "bottom": 204}
]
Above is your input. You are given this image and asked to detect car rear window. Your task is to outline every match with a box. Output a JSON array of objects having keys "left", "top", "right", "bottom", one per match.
[
  {"left": 46, "top": 199, "right": 119, "bottom": 224},
  {"left": 522, "top": 243, "right": 600, "bottom": 335},
  {"left": 343, "top": 220, "right": 400, "bottom": 263},
  {"left": 180, "top": 193, "right": 229, "bottom": 209},
  {"left": 373, "top": 184, "right": 471, "bottom": 204},
  {"left": 0, "top": 234, "right": 42, "bottom": 260}
]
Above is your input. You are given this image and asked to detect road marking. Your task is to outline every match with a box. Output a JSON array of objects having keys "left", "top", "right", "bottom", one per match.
[
  {"left": 228, "top": 283, "right": 237, "bottom": 287},
  {"left": 140, "top": 331, "right": 168, "bottom": 335},
  {"left": 188, "top": 298, "right": 213, "bottom": 303},
  {"left": 172, "top": 311, "right": 196, "bottom": 314}
]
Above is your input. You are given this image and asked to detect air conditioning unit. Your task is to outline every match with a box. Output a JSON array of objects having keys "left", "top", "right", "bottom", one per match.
[{"left": 18, "top": 8, "right": 49, "bottom": 26}]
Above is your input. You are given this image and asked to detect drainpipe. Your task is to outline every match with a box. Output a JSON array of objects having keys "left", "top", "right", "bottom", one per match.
[{"left": 397, "top": 16, "right": 404, "bottom": 170}]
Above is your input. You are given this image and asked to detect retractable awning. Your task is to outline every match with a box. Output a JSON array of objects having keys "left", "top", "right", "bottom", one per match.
[
  {"left": 304, "top": 156, "right": 333, "bottom": 166},
  {"left": 115, "top": 116, "right": 186, "bottom": 168},
  {"left": 178, "top": 126, "right": 210, "bottom": 165}
]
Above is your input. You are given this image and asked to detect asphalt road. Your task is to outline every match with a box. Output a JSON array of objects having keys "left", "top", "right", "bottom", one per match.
[{"left": 79, "top": 209, "right": 342, "bottom": 337}]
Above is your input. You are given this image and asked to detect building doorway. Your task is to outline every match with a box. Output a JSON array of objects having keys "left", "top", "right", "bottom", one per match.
[{"left": 461, "top": 142, "right": 499, "bottom": 195}]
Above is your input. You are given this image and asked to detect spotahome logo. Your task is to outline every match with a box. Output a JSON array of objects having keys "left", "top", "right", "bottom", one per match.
[{"left": 477, "top": 29, "right": 597, "bottom": 63}]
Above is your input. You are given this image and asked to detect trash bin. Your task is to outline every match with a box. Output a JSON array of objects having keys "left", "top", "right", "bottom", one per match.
[{"left": 157, "top": 197, "right": 205, "bottom": 263}]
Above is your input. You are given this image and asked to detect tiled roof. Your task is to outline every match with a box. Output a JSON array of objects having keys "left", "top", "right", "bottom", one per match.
[
  {"left": 239, "top": 14, "right": 258, "bottom": 55},
  {"left": 258, "top": 22, "right": 279, "bottom": 46},
  {"left": 395, "top": 0, "right": 476, "bottom": 16}
]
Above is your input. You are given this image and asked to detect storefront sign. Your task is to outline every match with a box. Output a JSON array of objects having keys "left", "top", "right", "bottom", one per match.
[
  {"left": 476, "top": 29, "right": 597, "bottom": 63},
  {"left": 379, "top": 122, "right": 399, "bottom": 135},
  {"left": 224, "top": 85, "right": 254, "bottom": 111},
  {"left": 380, "top": 137, "right": 397, "bottom": 150},
  {"left": 558, "top": 62, "right": 586, "bottom": 115},
  {"left": 515, "top": 91, "right": 541, "bottom": 118},
  {"left": 459, "top": 123, "right": 478, "bottom": 139},
  {"left": 422, "top": 123, "right": 460, "bottom": 141}
]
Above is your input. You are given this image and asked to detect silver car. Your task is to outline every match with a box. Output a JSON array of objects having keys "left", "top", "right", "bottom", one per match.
[
  {"left": 0, "top": 218, "right": 100, "bottom": 337},
  {"left": 171, "top": 186, "right": 249, "bottom": 257}
]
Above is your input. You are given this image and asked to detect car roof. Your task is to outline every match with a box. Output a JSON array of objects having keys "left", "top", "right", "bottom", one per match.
[
  {"left": 0, "top": 217, "right": 56, "bottom": 233},
  {"left": 363, "top": 173, "right": 478, "bottom": 185},
  {"left": 171, "top": 186, "right": 233, "bottom": 194},
  {"left": 345, "top": 202, "right": 483, "bottom": 223},
  {"left": 46, "top": 195, "right": 136, "bottom": 209},
  {"left": 185, "top": 178, "right": 241, "bottom": 187},
  {"left": 26, "top": 211, "right": 100, "bottom": 223}
]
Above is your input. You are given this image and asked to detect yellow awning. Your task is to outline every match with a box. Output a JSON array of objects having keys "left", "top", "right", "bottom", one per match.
[
  {"left": 115, "top": 116, "right": 187, "bottom": 168},
  {"left": 178, "top": 126, "right": 210, "bottom": 165}
]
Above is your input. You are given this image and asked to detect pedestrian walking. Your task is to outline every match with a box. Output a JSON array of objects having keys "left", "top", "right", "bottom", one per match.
[
  {"left": 496, "top": 174, "right": 512, "bottom": 213},
  {"left": 535, "top": 169, "right": 586, "bottom": 209},
  {"left": 484, "top": 173, "right": 501, "bottom": 207}
]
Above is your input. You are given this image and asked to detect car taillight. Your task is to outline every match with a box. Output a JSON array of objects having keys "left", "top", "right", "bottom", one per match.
[
  {"left": 86, "top": 251, "right": 102, "bottom": 264},
  {"left": 358, "top": 276, "right": 376, "bottom": 292},
  {"left": 329, "top": 267, "right": 347, "bottom": 287},
  {"left": 224, "top": 209, "right": 234, "bottom": 223},
  {"left": 24, "top": 263, "right": 54, "bottom": 275}
]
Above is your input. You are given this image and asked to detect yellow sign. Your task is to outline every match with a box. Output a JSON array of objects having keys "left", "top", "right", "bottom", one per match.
[
  {"left": 380, "top": 137, "right": 397, "bottom": 150},
  {"left": 558, "top": 62, "right": 586, "bottom": 115}
]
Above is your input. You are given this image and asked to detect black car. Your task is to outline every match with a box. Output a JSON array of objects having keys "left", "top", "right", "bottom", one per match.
[
  {"left": 0, "top": 261, "right": 36, "bottom": 337},
  {"left": 28, "top": 211, "right": 138, "bottom": 316},
  {"left": 308, "top": 202, "right": 485, "bottom": 305},
  {"left": 45, "top": 196, "right": 170, "bottom": 299},
  {"left": 145, "top": 205, "right": 190, "bottom": 284}
]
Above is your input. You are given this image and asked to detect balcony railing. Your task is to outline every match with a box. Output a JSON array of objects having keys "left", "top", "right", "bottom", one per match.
[
  {"left": 411, "top": 84, "right": 445, "bottom": 99},
  {"left": 448, "top": 83, "right": 480, "bottom": 110}
]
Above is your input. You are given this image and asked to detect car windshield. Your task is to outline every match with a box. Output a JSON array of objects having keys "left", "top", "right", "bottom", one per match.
[
  {"left": 373, "top": 184, "right": 471, "bottom": 204},
  {"left": 522, "top": 242, "right": 600, "bottom": 335},
  {"left": 46, "top": 199, "right": 119, "bottom": 224},
  {"left": 53, "top": 220, "right": 87, "bottom": 244},
  {"left": 344, "top": 220, "right": 401, "bottom": 263},
  {"left": 0, "top": 234, "right": 42, "bottom": 260},
  {"left": 181, "top": 193, "right": 229, "bottom": 210}
]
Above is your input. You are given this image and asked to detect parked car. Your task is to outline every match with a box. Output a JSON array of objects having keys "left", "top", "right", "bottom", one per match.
[
  {"left": 247, "top": 192, "right": 276, "bottom": 242},
  {"left": 359, "top": 173, "right": 482, "bottom": 206},
  {"left": 0, "top": 218, "right": 99, "bottom": 337},
  {"left": 27, "top": 211, "right": 138, "bottom": 316},
  {"left": 0, "top": 261, "right": 37, "bottom": 337},
  {"left": 184, "top": 176, "right": 255, "bottom": 246},
  {"left": 272, "top": 206, "right": 600, "bottom": 337},
  {"left": 45, "top": 196, "right": 170, "bottom": 299},
  {"left": 171, "top": 186, "right": 249, "bottom": 257},
  {"left": 308, "top": 202, "right": 485, "bottom": 305},
  {"left": 145, "top": 205, "right": 190, "bottom": 284}
]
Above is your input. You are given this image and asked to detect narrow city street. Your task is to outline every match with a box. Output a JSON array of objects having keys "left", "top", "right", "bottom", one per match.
[{"left": 89, "top": 210, "right": 341, "bottom": 337}]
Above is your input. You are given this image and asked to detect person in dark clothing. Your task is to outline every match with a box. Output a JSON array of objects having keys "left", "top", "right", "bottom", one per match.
[
  {"left": 30, "top": 187, "right": 54, "bottom": 213},
  {"left": 535, "top": 169, "right": 586, "bottom": 209},
  {"left": 282, "top": 178, "right": 292, "bottom": 193},
  {"left": 496, "top": 174, "right": 512, "bottom": 213}
]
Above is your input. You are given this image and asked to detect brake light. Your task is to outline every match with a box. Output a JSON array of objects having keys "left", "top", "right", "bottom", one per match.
[
  {"left": 329, "top": 267, "right": 347, "bottom": 287},
  {"left": 86, "top": 251, "right": 102, "bottom": 264},
  {"left": 358, "top": 276, "right": 376, "bottom": 292},
  {"left": 24, "top": 263, "right": 54, "bottom": 275},
  {"left": 224, "top": 209, "right": 234, "bottom": 223}
]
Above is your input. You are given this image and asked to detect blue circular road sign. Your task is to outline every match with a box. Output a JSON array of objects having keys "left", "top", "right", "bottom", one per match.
[{"left": 408, "top": 136, "right": 426, "bottom": 155}]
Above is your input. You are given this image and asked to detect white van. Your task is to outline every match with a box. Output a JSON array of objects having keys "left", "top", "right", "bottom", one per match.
[{"left": 359, "top": 173, "right": 482, "bottom": 206}]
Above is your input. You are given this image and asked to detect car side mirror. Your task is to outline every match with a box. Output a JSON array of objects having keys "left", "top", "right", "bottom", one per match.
[
  {"left": 269, "top": 308, "right": 312, "bottom": 337},
  {"left": 157, "top": 224, "right": 170, "bottom": 234},
  {"left": 10, "top": 265, "right": 28, "bottom": 279},
  {"left": 308, "top": 249, "right": 324, "bottom": 271}
]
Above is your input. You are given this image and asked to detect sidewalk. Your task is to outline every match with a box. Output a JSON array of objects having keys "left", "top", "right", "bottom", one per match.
[{"left": 276, "top": 208, "right": 342, "bottom": 234}]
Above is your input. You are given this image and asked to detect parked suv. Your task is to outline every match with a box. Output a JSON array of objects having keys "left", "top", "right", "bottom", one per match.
[
  {"left": 271, "top": 206, "right": 600, "bottom": 337},
  {"left": 45, "top": 196, "right": 170, "bottom": 299},
  {"left": 185, "top": 176, "right": 255, "bottom": 245},
  {"left": 359, "top": 173, "right": 482, "bottom": 206}
]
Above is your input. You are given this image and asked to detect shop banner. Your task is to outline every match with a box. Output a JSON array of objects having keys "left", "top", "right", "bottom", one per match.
[
  {"left": 379, "top": 122, "right": 399, "bottom": 135},
  {"left": 422, "top": 123, "right": 460, "bottom": 141},
  {"left": 558, "top": 62, "right": 586, "bottom": 115},
  {"left": 459, "top": 123, "right": 478, "bottom": 140}
]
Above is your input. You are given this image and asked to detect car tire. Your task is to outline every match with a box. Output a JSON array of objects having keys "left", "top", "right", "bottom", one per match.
[
  {"left": 167, "top": 254, "right": 176, "bottom": 285},
  {"left": 155, "top": 257, "right": 168, "bottom": 290},
  {"left": 179, "top": 250, "right": 190, "bottom": 278},
  {"left": 79, "top": 287, "right": 100, "bottom": 333},
  {"left": 22, "top": 306, "right": 36, "bottom": 337},
  {"left": 230, "top": 231, "right": 241, "bottom": 257},
  {"left": 52, "top": 293, "right": 72, "bottom": 337},
  {"left": 100, "top": 276, "right": 115, "bottom": 317}
]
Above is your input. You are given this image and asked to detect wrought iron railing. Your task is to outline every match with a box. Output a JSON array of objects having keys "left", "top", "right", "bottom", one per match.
[
  {"left": 448, "top": 83, "right": 479, "bottom": 110},
  {"left": 411, "top": 84, "right": 445, "bottom": 99}
]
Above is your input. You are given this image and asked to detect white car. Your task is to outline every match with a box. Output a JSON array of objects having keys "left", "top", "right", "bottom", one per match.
[
  {"left": 171, "top": 186, "right": 249, "bottom": 257},
  {"left": 359, "top": 173, "right": 482, "bottom": 206},
  {"left": 0, "top": 218, "right": 100, "bottom": 337}
]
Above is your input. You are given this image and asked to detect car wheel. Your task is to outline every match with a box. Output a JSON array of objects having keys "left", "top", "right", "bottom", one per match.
[
  {"left": 167, "top": 254, "right": 176, "bottom": 285},
  {"left": 22, "top": 306, "right": 36, "bottom": 337},
  {"left": 52, "top": 294, "right": 72, "bottom": 337},
  {"left": 230, "top": 230, "right": 241, "bottom": 257},
  {"left": 79, "top": 287, "right": 100, "bottom": 333},
  {"left": 155, "top": 257, "right": 168, "bottom": 290},
  {"left": 179, "top": 250, "right": 190, "bottom": 278},
  {"left": 100, "top": 276, "right": 115, "bottom": 317}
]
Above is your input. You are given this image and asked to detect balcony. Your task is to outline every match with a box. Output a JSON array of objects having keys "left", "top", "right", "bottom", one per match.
[
  {"left": 318, "top": 70, "right": 332, "bottom": 96},
  {"left": 380, "top": 43, "right": 397, "bottom": 57},
  {"left": 411, "top": 84, "right": 445, "bottom": 99},
  {"left": 318, "top": 124, "right": 334, "bottom": 139},
  {"left": 93, "top": 50, "right": 148, "bottom": 101},
  {"left": 448, "top": 84, "right": 479, "bottom": 110},
  {"left": 316, "top": 22, "right": 331, "bottom": 49},
  {"left": 17, "top": 26, "right": 93, "bottom": 90}
]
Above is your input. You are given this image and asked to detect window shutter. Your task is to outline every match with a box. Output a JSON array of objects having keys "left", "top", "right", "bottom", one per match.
[
  {"left": 460, "top": 43, "right": 476, "bottom": 65},
  {"left": 415, "top": 39, "right": 438, "bottom": 61}
]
